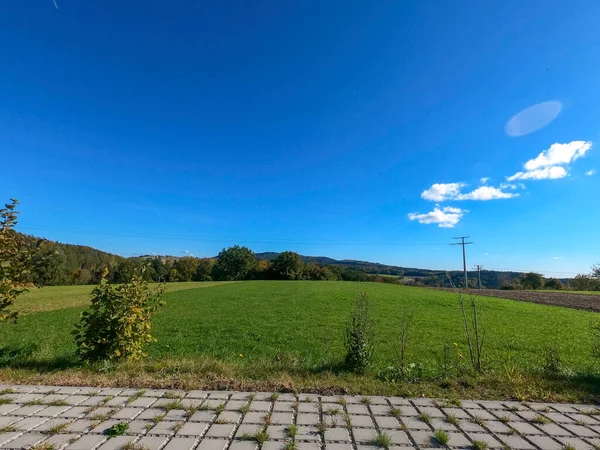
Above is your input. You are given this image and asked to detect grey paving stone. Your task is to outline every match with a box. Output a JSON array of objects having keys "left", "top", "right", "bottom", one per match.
[
  {"left": 191, "top": 411, "right": 217, "bottom": 423},
  {"left": 163, "top": 437, "right": 198, "bottom": 450},
  {"left": 64, "top": 395, "right": 89, "bottom": 405},
  {"left": 112, "top": 407, "right": 143, "bottom": 420},
  {"left": 181, "top": 399, "right": 203, "bottom": 409},
  {"left": 230, "top": 440, "right": 259, "bottom": 450},
  {"left": 369, "top": 405, "right": 390, "bottom": 416},
  {"left": 141, "top": 390, "right": 166, "bottom": 397},
  {"left": 407, "top": 430, "right": 435, "bottom": 447},
  {"left": 483, "top": 420, "right": 512, "bottom": 434},
  {"left": 556, "top": 436, "right": 594, "bottom": 449},
  {"left": 230, "top": 392, "right": 251, "bottom": 401},
  {"left": 148, "top": 421, "right": 177, "bottom": 436},
  {"left": 207, "top": 392, "right": 232, "bottom": 400},
  {"left": 465, "top": 432, "right": 503, "bottom": 448},
  {"left": 87, "top": 407, "right": 116, "bottom": 419},
  {"left": 445, "top": 432, "right": 470, "bottom": 447},
  {"left": 296, "top": 426, "right": 321, "bottom": 442},
  {"left": 417, "top": 406, "right": 444, "bottom": 418},
  {"left": 59, "top": 406, "right": 88, "bottom": 418},
  {"left": 235, "top": 424, "right": 262, "bottom": 439},
  {"left": 398, "top": 406, "right": 418, "bottom": 416},
  {"left": 205, "top": 423, "right": 236, "bottom": 438},
  {"left": 411, "top": 398, "right": 434, "bottom": 407},
  {"left": 165, "top": 409, "right": 187, "bottom": 421},
  {"left": 296, "top": 444, "right": 321, "bottom": 450},
  {"left": 13, "top": 394, "right": 44, "bottom": 404},
  {"left": 348, "top": 414, "right": 374, "bottom": 428},
  {"left": 346, "top": 404, "right": 369, "bottom": 415},
  {"left": 226, "top": 401, "right": 248, "bottom": 411},
  {"left": 129, "top": 396, "right": 158, "bottom": 408},
  {"left": 374, "top": 416, "right": 400, "bottom": 429},
  {"left": 545, "top": 412, "right": 575, "bottom": 423},
  {"left": 387, "top": 430, "right": 411, "bottom": 446},
  {"left": 260, "top": 442, "right": 283, "bottom": 450},
  {"left": 480, "top": 401, "right": 506, "bottom": 410},
  {"left": 99, "top": 388, "right": 123, "bottom": 396},
  {"left": 97, "top": 436, "right": 133, "bottom": 449},
  {"left": 324, "top": 444, "right": 353, "bottom": 450},
  {"left": 241, "top": 412, "right": 265, "bottom": 424},
  {"left": 515, "top": 410, "right": 538, "bottom": 421},
  {"left": 266, "top": 425, "right": 288, "bottom": 440},
  {"left": 43, "top": 394, "right": 69, "bottom": 403},
  {"left": 0, "top": 417, "right": 19, "bottom": 427},
  {"left": 91, "top": 419, "right": 121, "bottom": 434},
  {"left": 0, "top": 432, "right": 22, "bottom": 447},
  {"left": 324, "top": 427, "right": 350, "bottom": 442},
  {"left": 401, "top": 418, "right": 429, "bottom": 430},
  {"left": 298, "top": 403, "right": 319, "bottom": 414},
  {"left": 273, "top": 402, "right": 295, "bottom": 413},
  {"left": 324, "top": 415, "right": 344, "bottom": 427},
  {"left": 352, "top": 428, "right": 377, "bottom": 443},
  {"left": 80, "top": 396, "right": 108, "bottom": 406},
  {"left": 10, "top": 405, "right": 46, "bottom": 416},
  {"left": 297, "top": 414, "right": 320, "bottom": 426},
  {"left": 510, "top": 421, "right": 544, "bottom": 435},
  {"left": 42, "top": 433, "right": 80, "bottom": 448},
  {"left": 138, "top": 408, "right": 167, "bottom": 420},
  {"left": 527, "top": 435, "right": 563, "bottom": 450},
  {"left": 563, "top": 423, "right": 599, "bottom": 437},
  {"left": 195, "top": 439, "right": 229, "bottom": 450},
  {"left": 218, "top": 411, "right": 242, "bottom": 423},
  {"left": 66, "top": 434, "right": 108, "bottom": 450},
  {"left": 457, "top": 420, "right": 486, "bottom": 433},
  {"left": 554, "top": 404, "right": 580, "bottom": 413},
  {"left": 65, "top": 419, "right": 94, "bottom": 433},
  {"left": 443, "top": 407, "right": 470, "bottom": 419},
  {"left": 176, "top": 422, "right": 209, "bottom": 436},
  {"left": 1, "top": 432, "right": 45, "bottom": 449},
  {"left": 470, "top": 410, "right": 496, "bottom": 421},
  {"left": 538, "top": 422, "right": 573, "bottom": 436},
  {"left": 387, "top": 397, "right": 411, "bottom": 406},
  {"left": 126, "top": 420, "right": 154, "bottom": 435},
  {"left": 0, "top": 405, "right": 19, "bottom": 415},
  {"left": 249, "top": 401, "right": 271, "bottom": 412},
  {"left": 55, "top": 387, "right": 82, "bottom": 394},
  {"left": 33, "top": 418, "right": 72, "bottom": 433},
  {"left": 429, "top": 418, "right": 458, "bottom": 431},
  {"left": 13, "top": 416, "right": 48, "bottom": 431},
  {"left": 496, "top": 434, "right": 535, "bottom": 449},
  {"left": 136, "top": 436, "right": 170, "bottom": 450},
  {"left": 37, "top": 405, "right": 71, "bottom": 417}
]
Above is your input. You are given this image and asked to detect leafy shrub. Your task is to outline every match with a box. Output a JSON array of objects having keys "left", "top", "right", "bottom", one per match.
[
  {"left": 344, "top": 290, "right": 375, "bottom": 372},
  {"left": 73, "top": 268, "right": 164, "bottom": 362},
  {"left": 0, "top": 199, "right": 30, "bottom": 323},
  {"left": 542, "top": 343, "right": 562, "bottom": 377}
]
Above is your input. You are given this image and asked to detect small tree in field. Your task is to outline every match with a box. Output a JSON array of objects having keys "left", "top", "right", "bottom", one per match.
[
  {"left": 520, "top": 272, "right": 544, "bottom": 290},
  {"left": 344, "top": 290, "right": 375, "bottom": 372},
  {"left": 73, "top": 268, "right": 164, "bottom": 362},
  {"left": 0, "top": 199, "right": 29, "bottom": 323}
]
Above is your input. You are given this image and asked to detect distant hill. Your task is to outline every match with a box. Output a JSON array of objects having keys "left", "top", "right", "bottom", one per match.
[{"left": 18, "top": 232, "right": 525, "bottom": 288}]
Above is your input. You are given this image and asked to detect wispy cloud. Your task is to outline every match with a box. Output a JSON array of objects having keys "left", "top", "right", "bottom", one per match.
[
  {"left": 507, "top": 166, "right": 567, "bottom": 181},
  {"left": 480, "top": 177, "right": 489, "bottom": 184},
  {"left": 408, "top": 206, "right": 467, "bottom": 228},
  {"left": 586, "top": 169, "right": 596, "bottom": 176},
  {"left": 421, "top": 182, "right": 517, "bottom": 201},
  {"left": 507, "top": 141, "right": 592, "bottom": 181},
  {"left": 553, "top": 256, "right": 562, "bottom": 260}
]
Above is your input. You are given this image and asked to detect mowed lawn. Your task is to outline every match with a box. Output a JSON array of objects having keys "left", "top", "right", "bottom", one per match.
[{"left": 1, "top": 281, "right": 599, "bottom": 399}]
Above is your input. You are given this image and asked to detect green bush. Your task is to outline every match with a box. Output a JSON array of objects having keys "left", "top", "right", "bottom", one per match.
[
  {"left": 344, "top": 290, "right": 375, "bottom": 372},
  {"left": 73, "top": 268, "right": 164, "bottom": 362}
]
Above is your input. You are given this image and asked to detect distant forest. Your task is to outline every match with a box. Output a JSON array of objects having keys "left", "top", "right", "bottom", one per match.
[{"left": 14, "top": 232, "right": 558, "bottom": 289}]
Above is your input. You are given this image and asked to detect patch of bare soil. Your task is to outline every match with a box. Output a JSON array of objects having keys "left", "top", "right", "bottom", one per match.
[{"left": 443, "top": 289, "right": 600, "bottom": 313}]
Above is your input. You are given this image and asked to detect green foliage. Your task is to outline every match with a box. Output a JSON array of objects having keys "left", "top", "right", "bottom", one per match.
[
  {"left": 544, "top": 278, "right": 563, "bottom": 290},
  {"left": 542, "top": 343, "right": 562, "bottom": 377},
  {"left": 344, "top": 290, "right": 375, "bottom": 372},
  {"left": 107, "top": 422, "right": 129, "bottom": 437},
  {"left": 193, "top": 258, "right": 214, "bottom": 281},
  {"left": 372, "top": 433, "right": 391, "bottom": 449},
  {"left": 520, "top": 272, "right": 544, "bottom": 290},
  {"left": 0, "top": 199, "right": 30, "bottom": 323},
  {"left": 271, "top": 251, "right": 303, "bottom": 280},
  {"left": 212, "top": 245, "right": 257, "bottom": 281},
  {"left": 73, "top": 269, "right": 165, "bottom": 362},
  {"left": 172, "top": 257, "right": 199, "bottom": 282},
  {"left": 433, "top": 429, "right": 449, "bottom": 446}
]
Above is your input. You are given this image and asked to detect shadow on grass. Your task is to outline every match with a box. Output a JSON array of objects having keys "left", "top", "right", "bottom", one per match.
[
  {"left": 307, "top": 359, "right": 350, "bottom": 375},
  {"left": 0, "top": 344, "right": 80, "bottom": 372}
]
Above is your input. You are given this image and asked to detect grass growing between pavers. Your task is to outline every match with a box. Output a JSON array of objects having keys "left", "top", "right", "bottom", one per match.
[{"left": 1, "top": 281, "right": 600, "bottom": 401}]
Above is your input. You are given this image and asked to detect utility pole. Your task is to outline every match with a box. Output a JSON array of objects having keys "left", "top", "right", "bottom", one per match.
[
  {"left": 474, "top": 264, "right": 483, "bottom": 289},
  {"left": 451, "top": 236, "right": 473, "bottom": 289}
]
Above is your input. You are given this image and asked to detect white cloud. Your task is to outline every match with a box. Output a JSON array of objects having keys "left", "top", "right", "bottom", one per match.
[
  {"left": 408, "top": 206, "right": 467, "bottom": 228},
  {"left": 524, "top": 141, "right": 591, "bottom": 170},
  {"left": 421, "top": 183, "right": 465, "bottom": 201},
  {"left": 587, "top": 169, "right": 596, "bottom": 176},
  {"left": 480, "top": 177, "right": 489, "bottom": 184},
  {"left": 456, "top": 186, "right": 519, "bottom": 200},
  {"left": 422, "top": 182, "right": 517, "bottom": 201},
  {"left": 183, "top": 250, "right": 190, "bottom": 254},
  {"left": 553, "top": 256, "right": 562, "bottom": 260},
  {"left": 507, "top": 166, "right": 567, "bottom": 181}
]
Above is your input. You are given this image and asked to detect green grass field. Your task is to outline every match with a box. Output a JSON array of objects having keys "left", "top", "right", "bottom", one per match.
[{"left": 1, "top": 281, "right": 599, "bottom": 401}]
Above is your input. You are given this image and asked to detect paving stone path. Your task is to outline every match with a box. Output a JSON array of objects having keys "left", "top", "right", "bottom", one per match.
[{"left": 1, "top": 385, "right": 600, "bottom": 450}]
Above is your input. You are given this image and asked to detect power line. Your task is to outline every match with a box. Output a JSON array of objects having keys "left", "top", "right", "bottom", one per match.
[{"left": 451, "top": 236, "right": 473, "bottom": 288}]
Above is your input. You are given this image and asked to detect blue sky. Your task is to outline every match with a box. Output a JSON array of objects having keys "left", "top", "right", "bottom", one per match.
[{"left": 1, "top": 1, "right": 599, "bottom": 277}]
